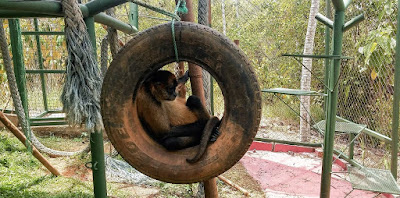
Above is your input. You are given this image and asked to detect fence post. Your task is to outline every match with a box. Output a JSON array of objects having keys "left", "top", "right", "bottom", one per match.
[
  {"left": 320, "top": 8, "right": 345, "bottom": 198},
  {"left": 84, "top": 16, "right": 107, "bottom": 198},
  {"left": 391, "top": 0, "right": 400, "bottom": 180},
  {"left": 33, "top": 18, "right": 49, "bottom": 112},
  {"left": 8, "top": 19, "right": 29, "bottom": 117}
]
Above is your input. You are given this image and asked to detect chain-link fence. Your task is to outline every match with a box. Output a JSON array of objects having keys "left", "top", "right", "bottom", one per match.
[
  {"left": 204, "top": 0, "right": 326, "bottom": 143},
  {"left": 0, "top": 0, "right": 398, "bottom": 176},
  {"left": 21, "top": 19, "right": 67, "bottom": 117},
  {"left": 206, "top": 0, "right": 397, "bottom": 174},
  {"left": 336, "top": 0, "right": 397, "bottom": 171}
]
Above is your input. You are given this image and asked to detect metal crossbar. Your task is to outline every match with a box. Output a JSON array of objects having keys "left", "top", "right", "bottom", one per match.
[{"left": 262, "top": 88, "right": 326, "bottom": 96}]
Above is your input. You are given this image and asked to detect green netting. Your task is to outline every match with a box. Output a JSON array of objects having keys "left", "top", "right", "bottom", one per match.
[
  {"left": 262, "top": 88, "right": 322, "bottom": 96},
  {"left": 313, "top": 120, "right": 366, "bottom": 134},
  {"left": 349, "top": 166, "right": 400, "bottom": 195}
]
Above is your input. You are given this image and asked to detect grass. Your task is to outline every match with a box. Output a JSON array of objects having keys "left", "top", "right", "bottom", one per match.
[
  {"left": 0, "top": 131, "right": 152, "bottom": 198},
  {"left": 0, "top": 130, "right": 265, "bottom": 197},
  {"left": 0, "top": 132, "right": 84, "bottom": 198},
  {"left": 35, "top": 133, "right": 89, "bottom": 152}
]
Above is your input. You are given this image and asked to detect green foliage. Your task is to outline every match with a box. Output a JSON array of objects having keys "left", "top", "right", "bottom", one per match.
[
  {"left": 0, "top": 0, "right": 396, "bottom": 147},
  {"left": 336, "top": 0, "right": 397, "bottom": 139}
]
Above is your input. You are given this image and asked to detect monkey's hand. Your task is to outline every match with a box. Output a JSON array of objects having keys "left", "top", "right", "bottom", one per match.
[{"left": 177, "top": 70, "right": 190, "bottom": 84}]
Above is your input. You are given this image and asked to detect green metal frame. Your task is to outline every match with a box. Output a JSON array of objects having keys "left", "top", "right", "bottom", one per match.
[
  {"left": 263, "top": 0, "right": 399, "bottom": 197},
  {"left": 3, "top": 0, "right": 400, "bottom": 198},
  {"left": 320, "top": 0, "right": 397, "bottom": 196},
  {"left": 33, "top": 19, "right": 48, "bottom": 112},
  {"left": 391, "top": 0, "right": 400, "bottom": 180},
  {"left": 0, "top": 1, "right": 139, "bottom": 198},
  {"left": 10, "top": 18, "right": 66, "bottom": 126}
]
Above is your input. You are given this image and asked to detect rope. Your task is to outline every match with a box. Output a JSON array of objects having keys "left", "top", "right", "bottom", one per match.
[
  {"left": 100, "top": 35, "right": 108, "bottom": 78},
  {"left": 198, "top": 0, "right": 212, "bottom": 113},
  {"left": 106, "top": 8, "right": 120, "bottom": 59},
  {"left": 125, "top": 0, "right": 186, "bottom": 63},
  {"left": 171, "top": 0, "right": 187, "bottom": 63},
  {"left": 0, "top": 19, "right": 32, "bottom": 152},
  {"left": 105, "top": 154, "right": 160, "bottom": 185},
  {"left": 100, "top": 8, "right": 121, "bottom": 79},
  {"left": 61, "top": 0, "right": 103, "bottom": 131},
  {"left": 1, "top": 20, "right": 89, "bottom": 157}
]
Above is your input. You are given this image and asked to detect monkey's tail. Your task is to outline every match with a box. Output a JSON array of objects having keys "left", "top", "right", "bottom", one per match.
[{"left": 186, "top": 116, "right": 220, "bottom": 163}]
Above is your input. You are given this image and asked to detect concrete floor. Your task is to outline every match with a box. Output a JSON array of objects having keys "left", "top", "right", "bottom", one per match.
[{"left": 241, "top": 142, "right": 387, "bottom": 198}]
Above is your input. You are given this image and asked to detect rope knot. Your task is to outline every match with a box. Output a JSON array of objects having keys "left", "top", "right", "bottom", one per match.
[{"left": 177, "top": 0, "right": 188, "bottom": 15}]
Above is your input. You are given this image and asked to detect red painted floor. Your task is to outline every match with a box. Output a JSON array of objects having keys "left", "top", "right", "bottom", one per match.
[{"left": 241, "top": 143, "right": 385, "bottom": 198}]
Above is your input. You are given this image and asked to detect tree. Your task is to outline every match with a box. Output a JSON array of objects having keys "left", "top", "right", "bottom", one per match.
[{"left": 300, "top": 0, "right": 319, "bottom": 142}]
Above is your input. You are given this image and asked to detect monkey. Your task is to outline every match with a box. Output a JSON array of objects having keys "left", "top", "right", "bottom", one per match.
[{"left": 136, "top": 70, "right": 220, "bottom": 163}]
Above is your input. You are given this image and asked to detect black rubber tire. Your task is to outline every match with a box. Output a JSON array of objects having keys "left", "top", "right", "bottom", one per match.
[{"left": 101, "top": 21, "right": 261, "bottom": 184}]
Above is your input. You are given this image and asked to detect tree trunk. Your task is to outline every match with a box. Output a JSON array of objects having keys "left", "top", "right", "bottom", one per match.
[
  {"left": 234, "top": 0, "right": 240, "bottom": 37},
  {"left": 300, "top": 0, "right": 319, "bottom": 142},
  {"left": 221, "top": 0, "right": 226, "bottom": 35}
]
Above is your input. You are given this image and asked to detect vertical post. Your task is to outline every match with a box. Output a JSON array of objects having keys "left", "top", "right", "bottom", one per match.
[
  {"left": 349, "top": 133, "right": 355, "bottom": 159},
  {"left": 84, "top": 16, "right": 107, "bottom": 198},
  {"left": 324, "top": 0, "right": 331, "bottom": 108},
  {"left": 391, "top": 0, "right": 400, "bottom": 179},
  {"left": 129, "top": 2, "right": 138, "bottom": 29},
  {"left": 8, "top": 19, "right": 29, "bottom": 117},
  {"left": 178, "top": 0, "right": 206, "bottom": 105},
  {"left": 204, "top": 178, "right": 218, "bottom": 197},
  {"left": 180, "top": 0, "right": 218, "bottom": 196},
  {"left": 320, "top": 9, "right": 345, "bottom": 198},
  {"left": 208, "top": 0, "right": 214, "bottom": 115},
  {"left": 33, "top": 18, "right": 49, "bottom": 112}
]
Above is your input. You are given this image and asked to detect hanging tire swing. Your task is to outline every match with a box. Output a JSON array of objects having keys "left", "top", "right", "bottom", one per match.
[{"left": 101, "top": 21, "right": 261, "bottom": 183}]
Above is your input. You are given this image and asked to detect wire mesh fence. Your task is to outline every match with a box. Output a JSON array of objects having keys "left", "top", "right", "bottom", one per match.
[
  {"left": 0, "top": 0, "right": 398, "bottom": 177},
  {"left": 335, "top": 0, "right": 397, "bottom": 171},
  {"left": 16, "top": 19, "right": 68, "bottom": 117},
  {"left": 206, "top": 0, "right": 397, "bottom": 175}
]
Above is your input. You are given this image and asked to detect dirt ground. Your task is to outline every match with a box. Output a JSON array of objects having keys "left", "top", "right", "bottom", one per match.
[
  {"left": 9, "top": 116, "right": 395, "bottom": 197},
  {"left": 41, "top": 136, "right": 265, "bottom": 198}
]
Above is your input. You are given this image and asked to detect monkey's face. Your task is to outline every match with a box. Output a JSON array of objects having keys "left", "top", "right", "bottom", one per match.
[
  {"left": 150, "top": 79, "right": 178, "bottom": 102},
  {"left": 146, "top": 70, "right": 182, "bottom": 102}
]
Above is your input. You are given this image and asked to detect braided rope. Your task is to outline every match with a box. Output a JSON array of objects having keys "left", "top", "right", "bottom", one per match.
[
  {"left": 198, "top": 0, "right": 212, "bottom": 112},
  {"left": 0, "top": 19, "right": 31, "bottom": 151},
  {"left": 100, "top": 35, "right": 109, "bottom": 78},
  {"left": 61, "top": 0, "right": 103, "bottom": 131},
  {"left": 106, "top": 8, "right": 120, "bottom": 59},
  {"left": 1, "top": 20, "right": 89, "bottom": 157}
]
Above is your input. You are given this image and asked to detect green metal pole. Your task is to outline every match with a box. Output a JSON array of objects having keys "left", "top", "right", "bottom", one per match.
[
  {"left": 324, "top": 0, "right": 332, "bottom": 109},
  {"left": 349, "top": 133, "right": 355, "bottom": 159},
  {"left": 320, "top": 10, "right": 345, "bottom": 198},
  {"left": 129, "top": 2, "right": 139, "bottom": 29},
  {"left": 33, "top": 19, "right": 49, "bottom": 111},
  {"left": 391, "top": 0, "right": 400, "bottom": 180},
  {"left": 85, "top": 17, "right": 97, "bottom": 57},
  {"left": 94, "top": 13, "right": 137, "bottom": 34},
  {"left": 84, "top": 16, "right": 107, "bottom": 198},
  {"left": 8, "top": 19, "right": 29, "bottom": 117},
  {"left": 0, "top": 0, "right": 125, "bottom": 18},
  {"left": 84, "top": 0, "right": 126, "bottom": 16}
]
